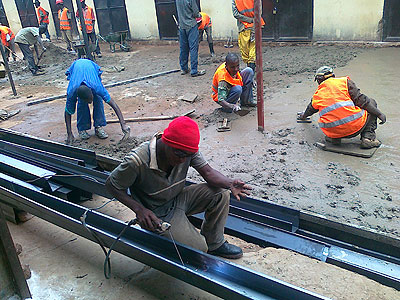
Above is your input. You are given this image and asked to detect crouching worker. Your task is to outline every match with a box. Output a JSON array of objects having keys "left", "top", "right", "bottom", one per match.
[
  {"left": 64, "top": 59, "right": 129, "bottom": 144},
  {"left": 298, "top": 66, "right": 386, "bottom": 149},
  {"left": 212, "top": 53, "right": 256, "bottom": 113},
  {"left": 105, "top": 116, "right": 251, "bottom": 259}
]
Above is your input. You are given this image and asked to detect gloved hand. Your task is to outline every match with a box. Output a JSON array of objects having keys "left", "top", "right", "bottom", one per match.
[{"left": 232, "top": 104, "right": 241, "bottom": 112}]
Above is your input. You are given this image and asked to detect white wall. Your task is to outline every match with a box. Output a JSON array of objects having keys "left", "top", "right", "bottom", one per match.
[
  {"left": 313, "top": 0, "right": 384, "bottom": 41},
  {"left": 2, "top": 1, "right": 22, "bottom": 34},
  {"left": 125, "top": 0, "right": 158, "bottom": 39}
]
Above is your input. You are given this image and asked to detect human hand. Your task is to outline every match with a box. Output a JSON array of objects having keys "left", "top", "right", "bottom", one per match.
[
  {"left": 135, "top": 207, "right": 162, "bottom": 232},
  {"left": 232, "top": 104, "right": 241, "bottom": 112},
  {"left": 120, "top": 125, "right": 130, "bottom": 141},
  {"left": 378, "top": 113, "right": 386, "bottom": 125},
  {"left": 66, "top": 133, "right": 74, "bottom": 145},
  {"left": 230, "top": 179, "right": 252, "bottom": 201}
]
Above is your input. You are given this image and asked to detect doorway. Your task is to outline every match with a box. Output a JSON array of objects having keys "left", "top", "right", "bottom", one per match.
[
  {"left": 93, "top": 0, "right": 130, "bottom": 36},
  {"left": 383, "top": 0, "right": 400, "bottom": 41},
  {"left": 14, "top": 0, "right": 39, "bottom": 28}
]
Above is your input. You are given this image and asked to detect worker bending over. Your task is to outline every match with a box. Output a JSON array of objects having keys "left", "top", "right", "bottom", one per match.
[
  {"left": 64, "top": 59, "right": 129, "bottom": 144},
  {"left": 14, "top": 26, "right": 47, "bottom": 76},
  {"left": 0, "top": 24, "right": 17, "bottom": 61},
  {"left": 106, "top": 116, "right": 251, "bottom": 259},
  {"left": 232, "top": 0, "right": 265, "bottom": 72},
  {"left": 212, "top": 53, "right": 256, "bottom": 112},
  {"left": 198, "top": 12, "right": 214, "bottom": 57},
  {"left": 298, "top": 66, "right": 386, "bottom": 149}
]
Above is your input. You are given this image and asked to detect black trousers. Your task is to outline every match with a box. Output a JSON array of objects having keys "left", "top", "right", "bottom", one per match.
[{"left": 88, "top": 32, "right": 101, "bottom": 54}]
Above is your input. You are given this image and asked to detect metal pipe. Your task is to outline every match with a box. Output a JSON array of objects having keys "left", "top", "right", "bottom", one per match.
[
  {"left": 26, "top": 69, "right": 180, "bottom": 106},
  {"left": 0, "top": 42, "right": 17, "bottom": 96},
  {"left": 254, "top": 0, "right": 264, "bottom": 131}
]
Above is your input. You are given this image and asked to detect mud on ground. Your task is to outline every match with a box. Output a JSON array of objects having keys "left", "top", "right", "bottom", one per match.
[{"left": 1, "top": 40, "right": 399, "bottom": 299}]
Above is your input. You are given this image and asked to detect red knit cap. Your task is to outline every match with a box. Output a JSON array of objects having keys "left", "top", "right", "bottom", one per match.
[{"left": 161, "top": 116, "right": 200, "bottom": 153}]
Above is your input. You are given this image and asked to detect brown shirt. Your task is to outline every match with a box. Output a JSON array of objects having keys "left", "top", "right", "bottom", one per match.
[{"left": 108, "top": 133, "right": 207, "bottom": 212}]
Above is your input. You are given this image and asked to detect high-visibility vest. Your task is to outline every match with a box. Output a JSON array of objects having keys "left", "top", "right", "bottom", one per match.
[
  {"left": 77, "top": 6, "right": 95, "bottom": 33},
  {"left": 198, "top": 12, "right": 212, "bottom": 30},
  {"left": 0, "top": 26, "right": 15, "bottom": 47},
  {"left": 234, "top": 0, "right": 265, "bottom": 29},
  {"left": 58, "top": 8, "right": 71, "bottom": 30},
  {"left": 212, "top": 63, "right": 243, "bottom": 102},
  {"left": 312, "top": 77, "right": 368, "bottom": 138},
  {"left": 37, "top": 6, "right": 49, "bottom": 24}
]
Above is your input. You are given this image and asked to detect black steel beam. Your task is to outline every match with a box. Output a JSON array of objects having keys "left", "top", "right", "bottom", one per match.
[{"left": 0, "top": 176, "right": 329, "bottom": 300}]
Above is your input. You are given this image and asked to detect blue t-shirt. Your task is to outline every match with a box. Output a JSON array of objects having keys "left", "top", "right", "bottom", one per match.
[{"left": 65, "top": 59, "right": 111, "bottom": 115}]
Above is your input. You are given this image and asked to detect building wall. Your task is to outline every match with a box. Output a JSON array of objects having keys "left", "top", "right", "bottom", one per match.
[
  {"left": 2, "top": 0, "right": 387, "bottom": 42},
  {"left": 313, "top": 0, "right": 384, "bottom": 41}
]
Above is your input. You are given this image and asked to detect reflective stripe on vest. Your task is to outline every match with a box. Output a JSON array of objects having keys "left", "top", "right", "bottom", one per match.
[
  {"left": 212, "top": 63, "right": 243, "bottom": 102},
  {"left": 312, "top": 77, "right": 368, "bottom": 138},
  {"left": 198, "top": 12, "right": 211, "bottom": 31},
  {"left": 234, "top": 0, "right": 265, "bottom": 28},
  {"left": 59, "top": 8, "right": 71, "bottom": 30},
  {"left": 37, "top": 7, "right": 49, "bottom": 24}
]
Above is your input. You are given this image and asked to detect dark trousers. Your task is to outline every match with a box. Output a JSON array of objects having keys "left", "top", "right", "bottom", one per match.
[
  {"left": 40, "top": 23, "right": 51, "bottom": 40},
  {"left": 343, "top": 98, "right": 378, "bottom": 140},
  {"left": 179, "top": 25, "right": 199, "bottom": 75},
  {"left": 16, "top": 43, "right": 37, "bottom": 74},
  {"left": 88, "top": 31, "right": 101, "bottom": 54}
]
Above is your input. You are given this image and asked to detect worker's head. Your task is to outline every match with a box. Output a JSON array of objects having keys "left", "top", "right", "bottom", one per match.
[
  {"left": 34, "top": 1, "right": 40, "bottom": 8},
  {"left": 225, "top": 53, "right": 240, "bottom": 77},
  {"left": 39, "top": 25, "right": 47, "bottom": 35},
  {"left": 161, "top": 116, "right": 200, "bottom": 165},
  {"left": 77, "top": 84, "right": 93, "bottom": 104},
  {"left": 314, "top": 66, "right": 335, "bottom": 84},
  {"left": 56, "top": 0, "right": 64, "bottom": 8}
]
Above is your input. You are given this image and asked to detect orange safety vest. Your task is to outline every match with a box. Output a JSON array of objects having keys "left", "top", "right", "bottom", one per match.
[
  {"left": 234, "top": 0, "right": 265, "bottom": 29},
  {"left": 58, "top": 8, "right": 71, "bottom": 30},
  {"left": 37, "top": 6, "right": 49, "bottom": 24},
  {"left": 198, "top": 12, "right": 212, "bottom": 30},
  {"left": 77, "top": 6, "right": 94, "bottom": 33},
  {"left": 312, "top": 77, "right": 368, "bottom": 139},
  {"left": 212, "top": 63, "right": 243, "bottom": 102},
  {"left": 0, "top": 26, "right": 15, "bottom": 47}
]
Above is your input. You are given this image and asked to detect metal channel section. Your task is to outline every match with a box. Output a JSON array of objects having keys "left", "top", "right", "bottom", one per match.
[
  {"left": 0, "top": 131, "right": 399, "bottom": 290},
  {"left": 0, "top": 176, "right": 329, "bottom": 300}
]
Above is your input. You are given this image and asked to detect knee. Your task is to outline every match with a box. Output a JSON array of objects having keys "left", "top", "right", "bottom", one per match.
[{"left": 230, "top": 85, "right": 242, "bottom": 96}]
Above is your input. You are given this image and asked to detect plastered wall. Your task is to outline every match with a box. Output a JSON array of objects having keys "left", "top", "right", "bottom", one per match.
[
  {"left": 313, "top": 0, "right": 384, "bottom": 41},
  {"left": 125, "top": 0, "right": 158, "bottom": 39}
]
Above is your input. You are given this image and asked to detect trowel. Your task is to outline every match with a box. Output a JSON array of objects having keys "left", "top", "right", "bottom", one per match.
[{"left": 234, "top": 109, "right": 250, "bottom": 116}]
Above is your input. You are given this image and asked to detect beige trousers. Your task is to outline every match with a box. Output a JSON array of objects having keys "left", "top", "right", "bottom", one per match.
[{"left": 61, "top": 30, "right": 73, "bottom": 50}]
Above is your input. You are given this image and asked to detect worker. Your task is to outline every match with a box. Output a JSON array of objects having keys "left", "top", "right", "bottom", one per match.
[
  {"left": 298, "top": 66, "right": 386, "bottom": 149},
  {"left": 212, "top": 53, "right": 256, "bottom": 112},
  {"left": 64, "top": 59, "right": 129, "bottom": 144},
  {"left": 56, "top": 0, "right": 75, "bottom": 53},
  {"left": 76, "top": 0, "right": 101, "bottom": 58},
  {"left": 106, "top": 116, "right": 251, "bottom": 259},
  {"left": 176, "top": 0, "right": 205, "bottom": 77},
  {"left": 14, "top": 26, "right": 47, "bottom": 76},
  {"left": 198, "top": 12, "right": 214, "bottom": 57},
  {"left": 0, "top": 24, "right": 17, "bottom": 61},
  {"left": 232, "top": 0, "right": 265, "bottom": 72},
  {"left": 34, "top": 0, "right": 51, "bottom": 41}
]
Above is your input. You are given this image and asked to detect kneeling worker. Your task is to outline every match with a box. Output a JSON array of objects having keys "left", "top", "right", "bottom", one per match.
[
  {"left": 298, "top": 66, "right": 386, "bottom": 149},
  {"left": 64, "top": 59, "right": 130, "bottom": 144},
  {"left": 106, "top": 116, "right": 251, "bottom": 259},
  {"left": 212, "top": 53, "right": 256, "bottom": 113}
]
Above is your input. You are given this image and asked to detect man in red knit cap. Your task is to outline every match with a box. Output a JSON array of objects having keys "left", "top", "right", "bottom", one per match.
[{"left": 106, "top": 116, "right": 251, "bottom": 259}]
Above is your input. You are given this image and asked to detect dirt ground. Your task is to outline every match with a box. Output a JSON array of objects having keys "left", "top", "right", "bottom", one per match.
[{"left": 1, "top": 39, "right": 400, "bottom": 299}]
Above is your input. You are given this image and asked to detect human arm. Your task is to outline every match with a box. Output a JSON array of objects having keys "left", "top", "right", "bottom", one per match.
[
  {"left": 64, "top": 111, "right": 74, "bottom": 144},
  {"left": 105, "top": 178, "right": 161, "bottom": 231},
  {"left": 189, "top": 0, "right": 201, "bottom": 19},
  {"left": 196, "top": 164, "right": 252, "bottom": 200},
  {"left": 232, "top": 0, "right": 254, "bottom": 23},
  {"left": 36, "top": 35, "right": 45, "bottom": 51},
  {"left": 298, "top": 101, "right": 318, "bottom": 120},
  {"left": 106, "top": 98, "right": 130, "bottom": 134},
  {"left": 216, "top": 81, "right": 240, "bottom": 111},
  {"left": 348, "top": 79, "right": 386, "bottom": 124}
]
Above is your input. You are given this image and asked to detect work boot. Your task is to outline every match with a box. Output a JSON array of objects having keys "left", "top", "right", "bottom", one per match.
[
  {"left": 33, "top": 69, "right": 46, "bottom": 76},
  {"left": 95, "top": 127, "right": 108, "bottom": 139},
  {"left": 79, "top": 130, "right": 90, "bottom": 140},
  {"left": 181, "top": 69, "right": 189, "bottom": 75},
  {"left": 360, "top": 138, "right": 381, "bottom": 149},
  {"left": 208, "top": 241, "right": 243, "bottom": 259},
  {"left": 209, "top": 43, "right": 215, "bottom": 57},
  {"left": 191, "top": 70, "right": 206, "bottom": 77},
  {"left": 325, "top": 136, "right": 342, "bottom": 145}
]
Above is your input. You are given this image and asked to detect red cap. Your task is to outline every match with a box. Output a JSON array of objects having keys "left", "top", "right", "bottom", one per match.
[
  {"left": 162, "top": 116, "right": 200, "bottom": 153},
  {"left": 56, "top": 0, "right": 63, "bottom": 4}
]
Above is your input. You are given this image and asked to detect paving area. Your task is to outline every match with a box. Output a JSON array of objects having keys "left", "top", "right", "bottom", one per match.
[{"left": 0, "top": 40, "right": 399, "bottom": 299}]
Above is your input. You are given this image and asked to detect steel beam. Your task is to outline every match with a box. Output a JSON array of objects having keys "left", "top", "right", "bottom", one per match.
[{"left": 0, "top": 176, "right": 329, "bottom": 300}]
